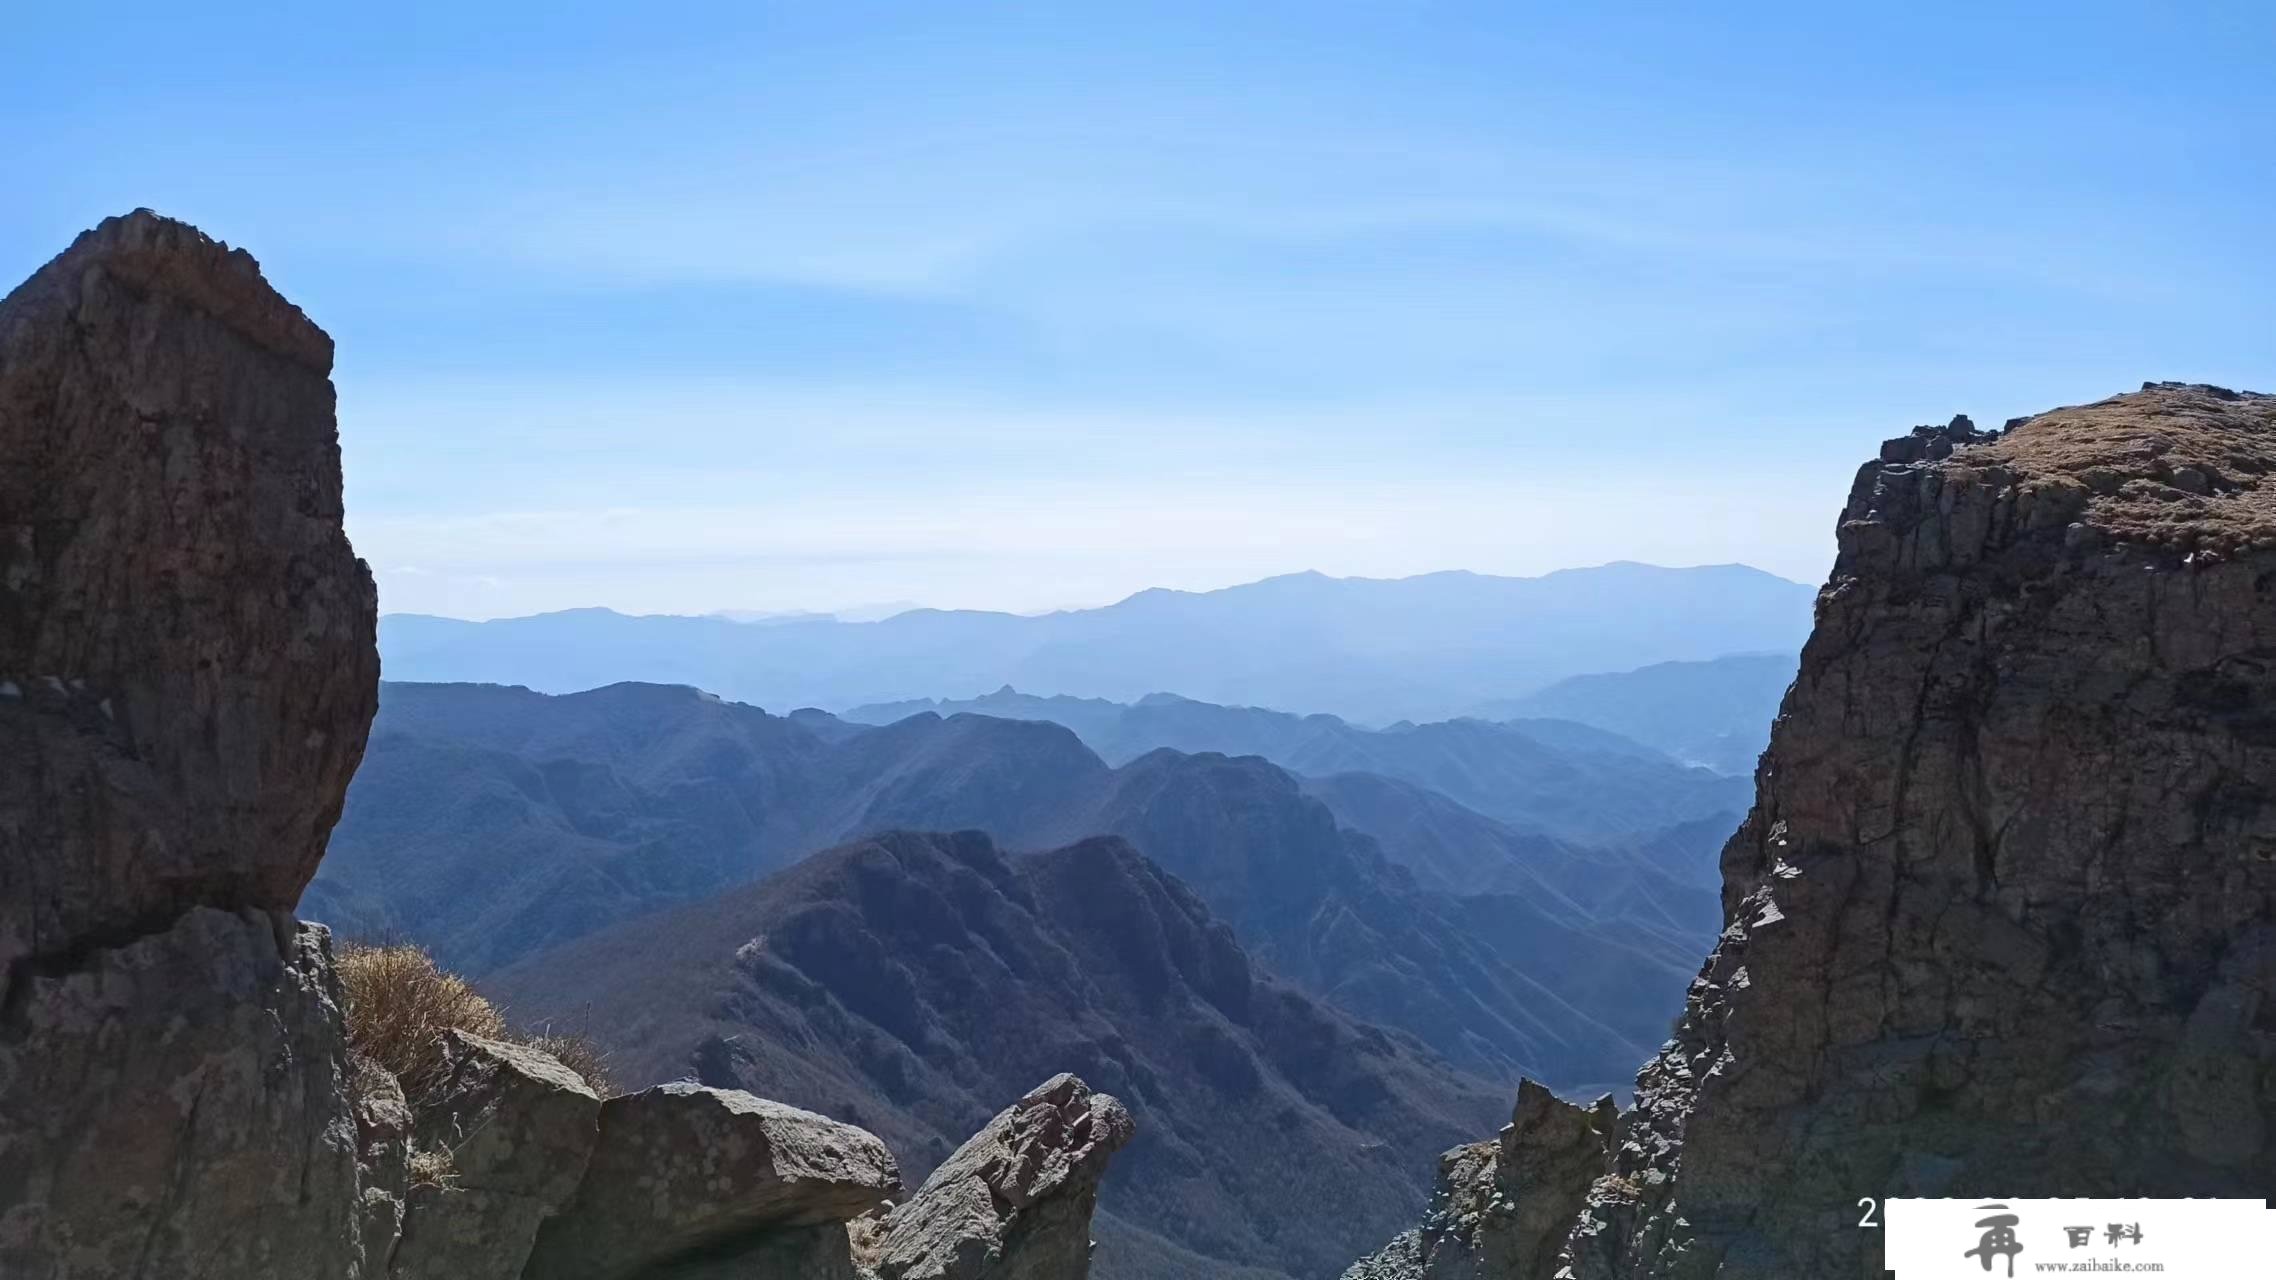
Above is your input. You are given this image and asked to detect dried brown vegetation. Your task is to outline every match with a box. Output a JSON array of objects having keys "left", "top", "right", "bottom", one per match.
[{"left": 337, "top": 943, "right": 611, "bottom": 1100}]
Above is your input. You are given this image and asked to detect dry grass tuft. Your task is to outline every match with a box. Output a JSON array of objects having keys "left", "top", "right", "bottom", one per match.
[
  {"left": 337, "top": 943, "right": 507, "bottom": 1100},
  {"left": 336, "top": 942, "right": 614, "bottom": 1101},
  {"left": 406, "top": 1145, "right": 458, "bottom": 1190},
  {"left": 521, "top": 1030, "right": 615, "bottom": 1098}
]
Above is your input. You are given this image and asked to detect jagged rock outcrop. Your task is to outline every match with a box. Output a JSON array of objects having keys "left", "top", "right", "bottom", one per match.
[
  {"left": 0, "top": 212, "right": 382, "bottom": 1278},
  {"left": 1354, "top": 385, "right": 2276, "bottom": 1280},
  {"left": 1341, "top": 1080, "right": 1614, "bottom": 1280},
  {"left": 866, "top": 1073, "right": 1136, "bottom": 1280},
  {"left": 523, "top": 1083, "right": 903, "bottom": 1280},
  {"left": 390, "top": 1031, "right": 602, "bottom": 1279}
]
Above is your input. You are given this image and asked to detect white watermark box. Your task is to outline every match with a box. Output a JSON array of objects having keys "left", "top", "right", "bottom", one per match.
[{"left": 1878, "top": 1198, "right": 2273, "bottom": 1277}]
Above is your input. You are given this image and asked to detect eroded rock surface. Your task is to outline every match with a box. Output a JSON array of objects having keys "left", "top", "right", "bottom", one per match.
[
  {"left": 1578, "top": 386, "right": 2276, "bottom": 1278},
  {"left": 523, "top": 1082, "right": 902, "bottom": 1280},
  {"left": 0, "top": 908, "right": 367, "bottom": 1277},
  {"left": 0, "top": 210, "right": 377, "bottom": 985},
  {"left": 391, "top": 1031, "right": 601, "bottom": 1280},
  {"left": 1348, "top": 384, "right": 2276, "bottom": 1280},
  {"left": 868, "top": 1073, "right": 1136, "bottom": 1280},
  {"left": 0, "top": 212, "right": 382, "bottom": 1278},
  {"left": 1341, "top": 1080, "right": 1614, "bottom": 1280}
]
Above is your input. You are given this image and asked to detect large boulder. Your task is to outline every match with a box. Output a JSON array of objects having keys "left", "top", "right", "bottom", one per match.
[
  {"left": 522, "top": 1082, "right": 901, "bottom": 1280},
  {"left": 0, "top": 212, "right": 382, "bottom": 1276},
  {"left": 868, "top": 1073, "right": 1135, "bottom": 1280},
  {"left": 0, "top": 208, "right": 378, "bottom": 985},
  {"left": 390, "top": 1030, "right": 601, "bottom": 1280}
]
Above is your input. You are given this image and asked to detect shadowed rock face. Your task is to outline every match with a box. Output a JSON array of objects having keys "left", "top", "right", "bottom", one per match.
[
  {"left": 1580, "top": 387, "right": 2276, "bottom": 1278},
  {"left": 1342, "top": 1080, "right": 1614, "bottom": 1280},
  {"left": 0, "top": 209, "right": 378, "bottom": 985},
  {"left": 0, "top": 211, "right": 381, "bottom": 1277},
  {"left": 1347, "top": 385, "right": 2276, "bottom": 1280}
]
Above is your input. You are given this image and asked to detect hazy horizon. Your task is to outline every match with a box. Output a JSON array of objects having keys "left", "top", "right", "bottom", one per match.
[{"left": 381, "top": 558, "right": 1816, "bottom": 623}]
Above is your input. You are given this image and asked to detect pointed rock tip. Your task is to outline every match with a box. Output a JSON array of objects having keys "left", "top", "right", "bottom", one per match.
[{"left": 8, "top": 208, "right": 331, "bottom": 372}]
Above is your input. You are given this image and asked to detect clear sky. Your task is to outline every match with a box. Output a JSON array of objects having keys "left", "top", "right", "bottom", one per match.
[{"left": 6, "top": 2, "right": 2270, "bottom": 618}]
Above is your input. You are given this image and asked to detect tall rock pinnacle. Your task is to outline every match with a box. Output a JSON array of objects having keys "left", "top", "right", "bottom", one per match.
[
  {"left": 0, "top": 211, "right": 381, "bottom": 1277},
  {"left": 1579, "top": 385, "right": 2276, "bottom": 1276},
  {"left": 0, "top": 209, "right": 378, "bottom": 983}
]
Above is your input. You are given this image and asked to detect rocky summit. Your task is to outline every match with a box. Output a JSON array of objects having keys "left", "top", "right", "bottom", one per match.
[
  {"left": 0, "top": 213, "right": 1132, "bottom": 1280},
  {"left": 1347, "top": 384, "right": 2276, "bottom": 1279}
]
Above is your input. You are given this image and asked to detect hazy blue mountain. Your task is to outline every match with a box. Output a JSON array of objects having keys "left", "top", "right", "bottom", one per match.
[
  {"left": 486, "top": 831, "right": 1508, "bottom": 1280},
  {"left": 1295, "top": 771, "right": 1717, "bottom": 966},
  {"left": 377, "top": 563, "right": 1815, "bottom": 724},
  {"left": 1479, "top": 651, "right": 1800, "bottom": 775},
  {"left": 309, "top": 681, "right": 1704, "bottom": 1087},
  {"left": 844, "top": 688, "right": 1750, "bottom": 846}
]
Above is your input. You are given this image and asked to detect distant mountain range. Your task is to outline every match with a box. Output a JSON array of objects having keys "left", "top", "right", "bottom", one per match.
[
  {"left": 306, "top": 681, "right": 1714, "bottom": 1088},
  {"left": 1481, "top": 651, "right": 1799, "bottom": 774},
  {"left": 377, "top": 563, "right": 1813, "bottom": 724},
  {"left": 842, "top": 687, "right": 1750, "bottom": 845},
  {"left": 486, "top": 830, "right": 1507, "bottom": 1280}
]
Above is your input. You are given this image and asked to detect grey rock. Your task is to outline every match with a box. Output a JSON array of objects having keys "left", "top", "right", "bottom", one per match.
[
  {"left": 351, "top": 1056, "right": 415, "bottom": 1267},
  {"left": 523, "top": 1083, "right": 901, "bottom": 1280},
  {"left": 0, "top": 908, "right": 370, "bottom": 1277},
  {"left": 869, "top": 1073, "right": 1136, "bottom": 1280},
  {"left": 642, "top": 1223, "right": 865, "bottom": 1280},
  {"left": 391, "top": 1031, "right": 600, "bottom": 1280},
  {"left": 1344, "top": 1080, "right": 1614, "bottom": 1280}
]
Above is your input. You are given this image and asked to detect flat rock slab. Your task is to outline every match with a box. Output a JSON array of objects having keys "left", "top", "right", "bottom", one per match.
[{"left": 523, "top": 1083, "right": 899, "bottom": 1280}]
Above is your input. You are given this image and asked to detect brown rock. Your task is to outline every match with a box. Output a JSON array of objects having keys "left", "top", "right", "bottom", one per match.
[
  {"left": 1561, "top": 384, "right": 2276, "bottom": 1277},
  {"left": 522, "top": 1082, "right": 901, "bottom": 1280},
  {"left": 868, "top": 1073, "right": 1135, "bottom": 1280},
  {"left": 0, "top": 212, "right": 383, "bottom": 1276},
  {"left": 0, "top": 209, "right": 378, "bottom": 986}
]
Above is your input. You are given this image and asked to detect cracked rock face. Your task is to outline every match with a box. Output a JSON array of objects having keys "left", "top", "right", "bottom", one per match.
[
  {"left": 522, "top": 1082, "right": 903, "bottom": 1280},
  {"left": 389, "top": 1031, "right": 601, "bottom": 1280},
  {"left": 1342, "top": 1080, "right": 1615, "bottom": 1280},
  {"left": 1565, "top": 386, "right": 2276, "bottom": 1278},
  {"left": 868, "top": 1073, "right": 1136, "bottom": 1280},
  {"left": 0, "top": 907, "right": 369, "bottom": 1277},
  {"left": 0, "top": 212, "right": 382, "bottom": 1277},
  {"left": 0, "top": 209, "right": 378, "bottom": 986}
]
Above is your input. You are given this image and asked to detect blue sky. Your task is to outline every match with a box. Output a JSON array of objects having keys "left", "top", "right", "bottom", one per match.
[{"left": 6, "top": 2, "right": 2270, "bottom": 617}]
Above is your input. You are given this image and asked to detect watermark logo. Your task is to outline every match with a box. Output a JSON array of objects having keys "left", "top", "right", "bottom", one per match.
[
  {"left": 1964, "top": 1204, "right": 2024, "bottom": 1276},
  {"left": 1878, "top": 1198, "right": 2270, "bottom": 1277}
]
